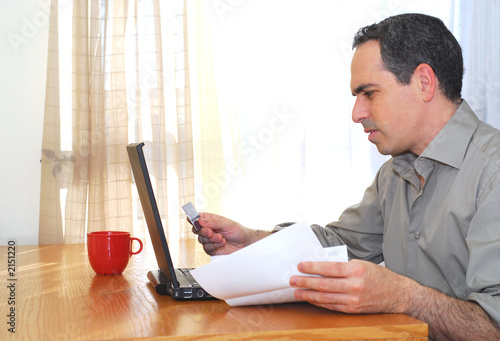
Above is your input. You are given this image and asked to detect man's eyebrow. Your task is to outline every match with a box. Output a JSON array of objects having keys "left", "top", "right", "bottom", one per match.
[{"left": 352, "top": 83, "right": 377, "bottom": 96}]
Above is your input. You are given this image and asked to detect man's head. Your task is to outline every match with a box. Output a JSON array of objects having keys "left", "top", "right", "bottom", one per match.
[
  {"left": 350, "top": 14, "right": 464, "bottom": 157},
  {"left": 352, "top": 13, "right": 463, "bottom": 102}
]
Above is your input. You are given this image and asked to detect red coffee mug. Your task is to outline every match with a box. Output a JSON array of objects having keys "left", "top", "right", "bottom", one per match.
[{"left": 87, "top": 231, "right": 143, "bottom": 275}]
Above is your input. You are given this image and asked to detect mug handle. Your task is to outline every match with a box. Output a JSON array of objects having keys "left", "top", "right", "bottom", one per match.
[{"left": 130, "top": 237, "right": 143, "bottom": 256}]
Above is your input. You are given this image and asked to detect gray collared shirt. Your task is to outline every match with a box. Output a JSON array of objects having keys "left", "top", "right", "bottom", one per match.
[{"left": 301, "top": 100, "right": 500, "bottom": 325}]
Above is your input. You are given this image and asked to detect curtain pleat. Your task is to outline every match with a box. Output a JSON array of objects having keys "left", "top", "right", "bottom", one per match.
[
  {"left": 458, "top": 0, "right": 500, "bottom": 128},
  {"left": 39, "top": 0, "right": 221, "bottom": 244},
  {"left": 39, "top": 0, "right": 63, "bottom": 244}
]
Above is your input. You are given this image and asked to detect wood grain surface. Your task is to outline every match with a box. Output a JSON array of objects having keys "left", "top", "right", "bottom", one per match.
[{"left": 0, "top": 241, "right": 427, "bottom": 340}]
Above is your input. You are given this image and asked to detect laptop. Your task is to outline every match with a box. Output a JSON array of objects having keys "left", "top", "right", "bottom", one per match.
[{"left": 126, "top": 142, "right": 215, "bottom": 300}]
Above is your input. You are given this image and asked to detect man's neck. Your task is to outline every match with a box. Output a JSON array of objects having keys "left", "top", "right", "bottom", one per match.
[{"left": 413, "top": 98, "right": 462, "bottom": 156}]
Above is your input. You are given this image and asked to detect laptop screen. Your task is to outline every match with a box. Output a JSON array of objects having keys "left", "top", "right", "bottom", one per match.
[{"left": 126, "top": 142, "right": 179, "bottom": 287}]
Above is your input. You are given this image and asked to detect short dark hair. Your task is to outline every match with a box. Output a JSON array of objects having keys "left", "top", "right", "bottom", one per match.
[{"left": 352, "top": 13, "right": 463, "bottom": 102}]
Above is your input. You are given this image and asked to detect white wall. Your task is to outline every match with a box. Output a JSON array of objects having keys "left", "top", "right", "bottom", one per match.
[{"left": 0, "top": 0, "right": 49, "bottom": 245}]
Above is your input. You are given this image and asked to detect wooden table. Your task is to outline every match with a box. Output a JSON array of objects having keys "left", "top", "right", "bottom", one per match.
[{"left": 0, "top": 240, "right": 427, "bottom": 340}]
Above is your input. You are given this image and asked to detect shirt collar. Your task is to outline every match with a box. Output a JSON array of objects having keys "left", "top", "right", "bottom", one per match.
[
  {"left": 419, "top": 100, "right": 479, "bottom": 169},
  {"left": 393, "top": 100, "right": 479, "bottom": 173}
]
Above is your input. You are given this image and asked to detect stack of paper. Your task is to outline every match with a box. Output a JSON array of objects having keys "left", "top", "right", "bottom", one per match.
[{"left": 191, "top": 221, "right": 348, "bottom": 306}]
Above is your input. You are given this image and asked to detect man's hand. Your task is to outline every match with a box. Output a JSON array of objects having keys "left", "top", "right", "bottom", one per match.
[
  {"left": 194, "top": 212, "right": 271, "bottom": 256},
  {"left": 290, "top": 259, "right": 407, "bottom": 314},
  {"left": 290, "top": 259, "right": 500, "bottom": 340}
]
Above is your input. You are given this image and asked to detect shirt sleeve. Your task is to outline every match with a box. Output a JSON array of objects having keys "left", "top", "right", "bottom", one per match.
[
  {"left": 465, "top": 170, "right": 500, "bottom": 326},
  {"left": 321, "top": 170, "right": 385, "bottom": 264},
  {"left": 274, "top": 167, "right": 386, "bottom": 264}
]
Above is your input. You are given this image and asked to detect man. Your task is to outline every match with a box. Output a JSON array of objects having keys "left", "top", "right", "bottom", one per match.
[{"left": 193, "top": 14, "right": 500, "bottom": 340}]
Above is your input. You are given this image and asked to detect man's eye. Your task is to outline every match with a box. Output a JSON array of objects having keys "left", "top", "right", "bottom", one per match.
[{"left": 364, "top": 91, "right": 374, "bottom": 98}]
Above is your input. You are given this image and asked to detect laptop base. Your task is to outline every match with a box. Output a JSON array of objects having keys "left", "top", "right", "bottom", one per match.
[{"left": 148, "top": 270, "right": 217, "bottom": 300}]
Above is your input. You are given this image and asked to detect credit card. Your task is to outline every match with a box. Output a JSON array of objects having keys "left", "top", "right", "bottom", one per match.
[{"left": 182, "top": 202, "right": 202, "bottom": 231}]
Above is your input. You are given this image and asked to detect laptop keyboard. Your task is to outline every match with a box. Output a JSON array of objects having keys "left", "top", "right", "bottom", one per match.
[{"left": 178, "top": 268, "right": 199, "bottom": 286}]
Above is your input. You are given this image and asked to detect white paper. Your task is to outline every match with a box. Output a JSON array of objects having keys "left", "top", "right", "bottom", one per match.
[{"left": 190, "top": 221, "right": 348, "bottom": 306}]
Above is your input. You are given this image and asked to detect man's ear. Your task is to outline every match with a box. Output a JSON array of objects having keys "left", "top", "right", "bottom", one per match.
[{"left": 414, "top": 63, "right": 437, "bottom": 102}]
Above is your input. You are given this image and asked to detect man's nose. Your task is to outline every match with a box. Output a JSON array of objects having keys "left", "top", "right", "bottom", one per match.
[{"left": 352, "top": 97, "right": 369, "bottom": 123}]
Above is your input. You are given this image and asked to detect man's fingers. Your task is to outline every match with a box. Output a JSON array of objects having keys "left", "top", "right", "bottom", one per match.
[
  {"left": 297, "top": 261, "right": 352, "bottom": 277},
  {"left": 291, "top": 275, "right": 351, "bottom": 293},
  {"left": 295, "top": 288, "right": 345, "bottom": 302},
  {"left": 202, "top": 240, "right": 226, "bottom": 255},
  {"left": 294, "top": 289, "right": 364, "bottom": 314},
  {"left": 197, "top": 228, "right": 226, "bottom": 243}
]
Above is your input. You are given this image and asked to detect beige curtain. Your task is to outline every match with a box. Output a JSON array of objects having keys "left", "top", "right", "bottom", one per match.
[{"left": 39, "top": 0, "right": 224, "bottom": 244}]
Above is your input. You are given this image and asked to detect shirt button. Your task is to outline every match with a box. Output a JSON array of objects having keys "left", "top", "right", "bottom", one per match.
[{"left": 414, "top": 232, "right": 420, "bottom": 240}]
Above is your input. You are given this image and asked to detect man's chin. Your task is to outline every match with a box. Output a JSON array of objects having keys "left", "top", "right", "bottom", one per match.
[{"left": 374, "top": 143, "right": 395, "bottom": 157}]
